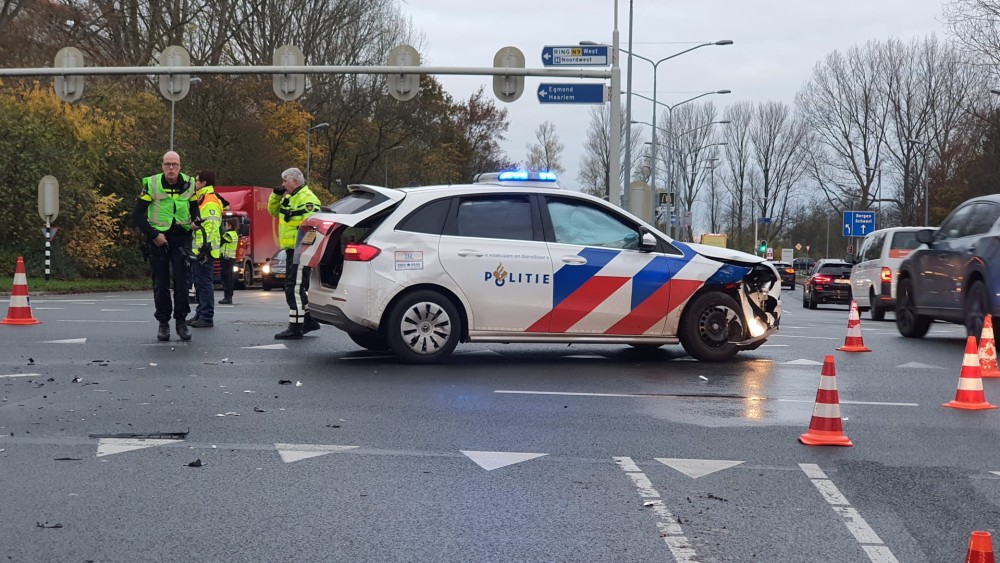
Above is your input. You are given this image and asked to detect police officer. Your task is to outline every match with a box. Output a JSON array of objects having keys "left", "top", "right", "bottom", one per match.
[
  {"left": 218, "top": 216, "right": 238, "bottom": 305},
  {"left": 268, "top": 167, "right": 321, "bottom": 339},
  {"left": 133, "top": 151, "right": 200, "bottom": 342},
  {"left": 187, "top": 170, "right": 223, "bottom": 328}
]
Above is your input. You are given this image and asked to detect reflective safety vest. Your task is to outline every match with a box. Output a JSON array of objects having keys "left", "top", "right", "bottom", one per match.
[
  {"left": 141, "top": 173, "right": 196, "bottom": 231},
  {"left": 221, "top": 230, "right": 238, "bottom": 260},
  {"left": 268, "top": 186, "right": 321, "bottom": 250},
  {"left": 192, "top": 186, "right": 223, "bottom": 258}
]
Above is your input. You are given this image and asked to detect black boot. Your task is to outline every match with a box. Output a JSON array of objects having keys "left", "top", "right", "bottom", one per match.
[
  {"left": 275, "top": 323, "right": 303, "bottom": 340},
  {"left": 157, "top": 323, "right": 170, "bottom": 342},
  {"left": 302, "top": 314, "right": 321, "bottom": 334},
  {"left": 218, "top": 298, "right": 232, "bottom": 305},
  {"left": 176, "top": 319, "right": 192, "bottom": 341}
]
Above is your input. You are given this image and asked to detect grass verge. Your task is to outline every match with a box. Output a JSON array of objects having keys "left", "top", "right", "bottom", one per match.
[{"left": 0, "top": 277, "right": 149, "bottom": 294}]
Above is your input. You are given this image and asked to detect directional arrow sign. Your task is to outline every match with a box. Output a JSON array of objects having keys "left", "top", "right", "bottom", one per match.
[
  {"left": 541, "top": 45, "right": 610, "bottom": 67},
  {"left": 843, "top": 210, "right": 876, "bottom": 236},
  {"left": 537, "top": 83, "right": 607, "bottom": 104}
]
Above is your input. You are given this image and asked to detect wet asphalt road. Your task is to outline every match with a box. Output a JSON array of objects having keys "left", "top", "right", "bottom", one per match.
[{"left": 1, "top": 288, "right": 998, "bottom": 562}]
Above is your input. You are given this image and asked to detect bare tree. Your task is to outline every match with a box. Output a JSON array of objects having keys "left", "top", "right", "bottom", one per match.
[
  {"left": 525, "top": 121, "right": 565, "bottom": 174},
  {"left": 666, "top": 102, "right": 722, "bottom": 240},
  {"left": 944, "top": 0, "right": 1000, "bottom": 69},
  {"left": 748, "top": 101, "right": 809, "bottom": 244},
  {"left": 577, "top": 106, "right": 643, "bottom": 198},
  {"left": 796, "top": 42, "right": 890, "bottom": 219},
  {"left": 719, "top": 102, "right": 754, "bottom": 250}
]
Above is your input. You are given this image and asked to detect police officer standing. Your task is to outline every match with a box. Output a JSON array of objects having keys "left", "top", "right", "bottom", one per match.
[
  {"left": 218, "top": 217, "right": 238, "bottom": 305},
  {"left": 133, "top": 151, "right": 200, "bottom": 342},
  {"left": 268, "top": 167, "right": 321, "bottom": 339},
  {"left": 187, "top": 170, "right": 222, "bottom": 328}
]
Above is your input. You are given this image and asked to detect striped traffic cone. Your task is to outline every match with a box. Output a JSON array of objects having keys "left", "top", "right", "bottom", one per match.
[
  {"left": 944, "top": 336, "right": 997, "bottom": 411},
  {"left": 2, "top": 256, "right": 41, "bottom": 325},
  {"left": 979, "top": 315, "right": 1000, "bottom": 379},
  {"left": 836, "top": 300, "right": 872, "bottom": 352},
  {"left": 799, "top": 355, "right": 853, "bottom": 447},
  {"left": 965, "top": 531, "right": 996, "bottom": 563}
]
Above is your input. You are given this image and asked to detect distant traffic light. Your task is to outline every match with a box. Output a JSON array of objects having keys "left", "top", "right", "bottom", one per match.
[{"left": 757, "top": 239, "right": 767, "bottom": 254}]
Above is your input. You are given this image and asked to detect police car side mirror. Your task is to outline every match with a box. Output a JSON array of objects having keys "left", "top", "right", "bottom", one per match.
[{"left": 639, "top": 230, "right": 657, "bottom": 252}]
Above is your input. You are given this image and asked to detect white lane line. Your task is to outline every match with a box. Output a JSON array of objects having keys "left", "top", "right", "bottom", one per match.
[
  {"left": 773, "top": 335, "right": 840, "bottom": 340},
  {"left": 100, "top": 309, "right": 128, "bottom": 312},
  {"left": 614, "top": 457, "right": 699, "bottom": 562},
  {"left": 498, "top": 390, "right": 667, "bottom": 399},
  {"left": 34, "top": 307, "right": 64, "bottom": 310},
  {"left": 779, "top": 399, "right": 918, "bottom": 407},
  {"left": 799, "top": 463, "right": 899, "bottom": 563},
  {"left": 760, "top": 344, "right": 789, "bottom": 347},
  {"left": 0, "top": 373, "right": 41, "bottom": 379},
  {"left": 57, "top": 320, "right": 149, "bottom": 323}
]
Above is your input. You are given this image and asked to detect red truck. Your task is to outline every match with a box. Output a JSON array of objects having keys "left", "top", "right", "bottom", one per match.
[{"left": 215, "top": 186, "right": 280, "bottom": 289}]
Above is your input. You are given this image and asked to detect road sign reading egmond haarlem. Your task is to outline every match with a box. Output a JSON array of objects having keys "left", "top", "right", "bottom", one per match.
[
  {"left": 537, "top": 83, "right": 607, "bottom": 104},
  {"left": 541, "top": 45, "right": 611, "bottom": 67},
  {"left": 843, "top": 210, "right": 876, "bottom": 236}
]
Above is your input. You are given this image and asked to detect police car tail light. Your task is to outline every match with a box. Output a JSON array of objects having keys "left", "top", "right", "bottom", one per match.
[
  {"left": 344, "top": 243, "right": 381, "bottom": 262},
  {"left": 880, "top": 267, "right": 892, "bottom": 283}
]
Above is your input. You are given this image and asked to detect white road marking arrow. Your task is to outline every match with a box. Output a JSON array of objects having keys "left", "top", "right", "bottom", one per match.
[
  {"left": 41, "top": 338, "right": 87, "bottom": 344},
  {"left": 0, "top": 373, "right": 40, "bottom": 379},
  {"left": 242, "top": 343, "right": 288, "bottom": 350},
  {"left": 461, "top": 450, "right": 547, "bottom": 471},
  {"left": 655, "top": 458, "right": 744, "bottom": 479},
  {"left": 96, "top": 438, "right": 183, "bottom": 457},
  {"left": 274, "top": 444, "right": 358, "bottom": 463}
]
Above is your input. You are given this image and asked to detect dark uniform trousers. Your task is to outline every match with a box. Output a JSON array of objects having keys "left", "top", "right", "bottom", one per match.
[
  {"left": 149, "top": 230, "right": 192, "bottom": 323},
  {"left": 220, "top": 257, "right": 235, "bottom": 300},
  {"left": 283, "top": 249, "right": 311, "bottom": 324}
]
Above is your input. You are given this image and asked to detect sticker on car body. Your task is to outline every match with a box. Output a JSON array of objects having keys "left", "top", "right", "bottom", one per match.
[{"left": 395, "top": 251, "right": 423, "bottom": 271}]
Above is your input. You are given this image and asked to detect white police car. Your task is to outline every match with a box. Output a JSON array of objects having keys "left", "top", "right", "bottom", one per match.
[{"left": 298, "top": 171, "right": 782, "bottom": 363}]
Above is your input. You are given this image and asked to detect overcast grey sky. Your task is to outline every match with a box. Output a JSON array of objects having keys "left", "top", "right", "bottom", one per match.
[{"left": 402, "top": 0, "right": 949, "bottom": 189}]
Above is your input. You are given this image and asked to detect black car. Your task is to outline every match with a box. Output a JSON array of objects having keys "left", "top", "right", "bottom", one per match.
[
  {"left": 770, "top": 261, "right": 796, "bottom": 289},
  {"left": 260, "top": 250, "right": 287, "bottom": 291},
  {"left": 802, "top": 259, "right": 853, "bottom": 309},
  {"left": 896, "top": 195, "right": 1000, "bottom": 339}
]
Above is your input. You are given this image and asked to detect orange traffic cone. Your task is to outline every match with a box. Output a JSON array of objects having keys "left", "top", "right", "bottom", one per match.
[
  {"left": 837, "top": 300, "right": 871, "bottom": 352},
  {"left": 799, "top": 355, "right": 853, "bottom": 447},
  {"left": 979, "top": 315, "right": 1000, "bottom": 379},
  {"left": 1, "top": 257, "right": 41, "bottom": 325},
  {"left": 944, "top": 336, "right": 997, "bottom": 411},
  {"left": 965, "top": 531, "right": 996, "bottom": 563}
]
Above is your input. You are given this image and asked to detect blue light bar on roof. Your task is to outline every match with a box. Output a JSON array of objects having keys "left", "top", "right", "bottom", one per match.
[{"left": 497, "top": 170, "right": 559, "bottom": 182}]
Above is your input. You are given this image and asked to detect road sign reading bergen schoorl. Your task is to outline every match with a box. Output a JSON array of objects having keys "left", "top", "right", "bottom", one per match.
[
  {"left": 537, "top": 83, "right": 607, "bottom": 104},
  {"left": 541, "top": 45, "right": 611, "bottom": 67},
  {"left": 843, "top": 210, "right": 876, "bottom": 236}
]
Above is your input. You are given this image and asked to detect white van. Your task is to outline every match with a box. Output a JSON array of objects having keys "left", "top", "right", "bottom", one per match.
[{"left": 850, "top": 227, "right": 929, "bottom": 321}]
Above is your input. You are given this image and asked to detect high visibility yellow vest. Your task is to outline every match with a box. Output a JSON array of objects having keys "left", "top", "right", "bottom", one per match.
[
  {"left": 141, "top": 173, "right": 196, "bottom": 231},
  {"left": 221, "top": 230, "right": 238, "bottom": 260},
  {"left": 192, "top": 186, "right": 223, "bottom": 258},
  {"left": 268, "top": 186, "right": 321, "bottom": 250}
]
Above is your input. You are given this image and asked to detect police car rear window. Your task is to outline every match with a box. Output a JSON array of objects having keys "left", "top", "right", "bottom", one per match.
[{"left": 325, "top": 191, "right": 388, "bottom": 214}]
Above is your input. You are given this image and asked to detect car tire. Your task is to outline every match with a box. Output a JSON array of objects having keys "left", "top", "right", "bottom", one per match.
[
  {"left": 678, "top": 291, "right": 743, "bottom": 362},
  {"left": 869, "top": 288, "right": 885, "bottom": 321},
  {"left": 386, "top": 290, "right": 462, "bottom": 364},
  {"left": 262, "top": 283, "right": 272, "bottom": 292},
  {"left": 349, "top": 332, "right": 391, "bottom": 351},
  {"left": 802, "top": 290, "right": 809, "bottom": 309},
  {"left": 964, "top": 279, "right": 991, "bottom": 339},
  {"left": 896, "top": 277, "right": 931, "bottom": 338},
  {"left": 808, "top": 291, "right": 817, "bottom": 310}
]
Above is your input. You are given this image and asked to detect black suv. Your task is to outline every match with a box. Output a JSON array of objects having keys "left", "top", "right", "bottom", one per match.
[{"left": 896, "top": 195, "right": 1000, "bottom": 339}]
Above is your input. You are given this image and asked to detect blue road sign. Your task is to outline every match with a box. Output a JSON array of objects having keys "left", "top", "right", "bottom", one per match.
[
  {"left": 757, "top": 217, "right": 772, "bottom": 224},
  {"left": 541, "top": 45, "right": 610, "bottom": 67},
  {"left": 537, "top": 83, "right": 606, "bottom": 104},
  {"left": 843, "top": 210, "right": 876, "bottom": 236}
]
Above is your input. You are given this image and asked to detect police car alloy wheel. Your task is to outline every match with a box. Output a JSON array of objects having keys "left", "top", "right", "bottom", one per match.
[
  {"left": 386, "top": 290, "right": 462, "bottom": 364},
  {"left": 678, "top": 292, "right": 743, "bottom": 362}
]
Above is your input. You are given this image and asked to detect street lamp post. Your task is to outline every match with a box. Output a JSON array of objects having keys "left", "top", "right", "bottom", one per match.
[
  {"left": 305, "top": 122, "right": 329, "bottom": 187},
  {"left": 617, "top": 41, "right": 732, "bottom": 212},
  {"left": 169, "top": 77, "right": 201, "bottom": 151},
  {"left": 383, "top": 146, "right": 404, "bottom": 187}
]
